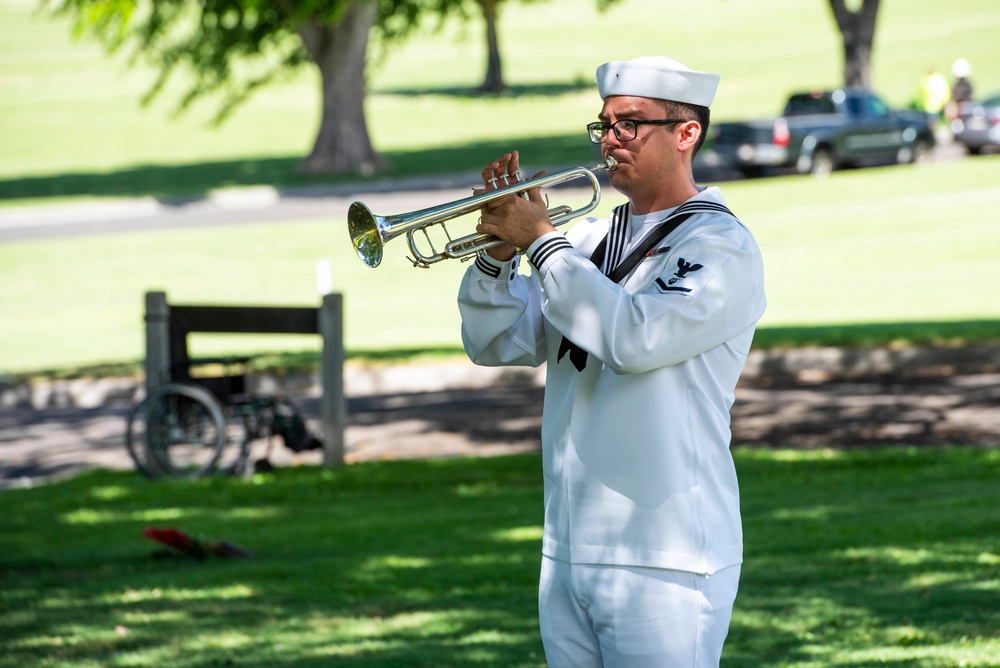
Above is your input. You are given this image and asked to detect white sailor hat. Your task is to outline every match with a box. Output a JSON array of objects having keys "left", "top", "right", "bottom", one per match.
[
  {"left": 596, "top": 56, "right": 721, "bottom": 107},
  {"left": 952, "top": 57, "right": 972, "bottom": 78}
]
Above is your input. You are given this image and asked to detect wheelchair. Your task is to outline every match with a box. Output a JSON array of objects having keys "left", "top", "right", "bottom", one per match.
[{"left": 124, "top": 355, "right": 323, "bottom": 479}]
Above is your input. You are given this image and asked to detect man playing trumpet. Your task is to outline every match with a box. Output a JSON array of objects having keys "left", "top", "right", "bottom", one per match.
[{"left": 458, "top": 56, "right": 767, "bottom": 667}]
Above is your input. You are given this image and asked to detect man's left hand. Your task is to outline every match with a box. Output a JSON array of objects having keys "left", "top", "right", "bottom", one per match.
[{"left": 476, "top": 151, "right": 555, "bottom": 253}]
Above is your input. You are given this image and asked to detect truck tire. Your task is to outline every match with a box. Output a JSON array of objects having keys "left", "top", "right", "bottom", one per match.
[
  {"left": 897, "top": 137, "right": 933, "bottom": 165},
  {"left": 738, "top": 165, "right": 771, "bottom": 179},
  {"left": 809, "top": 147, "right": 835, "bottom": 176},
  {"left": 911, "top": 138, "right": 933, "bottom": 164}
]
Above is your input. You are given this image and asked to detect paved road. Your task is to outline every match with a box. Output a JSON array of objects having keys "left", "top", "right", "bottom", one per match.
[
  {"left": 0, "top": 175, "right": 488, "bottom": 242},
  {"left": 0, "top": 141, "right": 966, "bottom": 243}
]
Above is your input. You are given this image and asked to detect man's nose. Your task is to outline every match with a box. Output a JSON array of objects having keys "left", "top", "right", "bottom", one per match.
[{"left": 604, "top": 127, "right": 624, "bottom": 149}]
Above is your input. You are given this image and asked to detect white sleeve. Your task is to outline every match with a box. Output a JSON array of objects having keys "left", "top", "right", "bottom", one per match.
[
  {"left": 457, "top": 252, "right": 547, "bottom": 367},
  {"left": 525, "top": 221, "right": 766, "bottom": 374}
]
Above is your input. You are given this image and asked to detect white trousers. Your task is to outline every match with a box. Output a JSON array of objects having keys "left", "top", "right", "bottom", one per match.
[{"left": 538, "top": 556, "right": 740, "bottom": 668}]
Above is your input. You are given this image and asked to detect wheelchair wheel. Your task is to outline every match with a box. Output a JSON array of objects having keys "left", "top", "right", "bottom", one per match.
[
  {"left": 129, "top": 383, "right": 228, "bottom": 479},
  {"left": 124, "top": 395, "right": 166, "bottom": 478},
  {"left": 213, "top": 404, "right": 254, "bottom": 476}
]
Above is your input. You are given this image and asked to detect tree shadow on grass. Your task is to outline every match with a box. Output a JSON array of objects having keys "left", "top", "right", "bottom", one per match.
[
  {"left": 0, "top": 459, "right": 550, "bottom": 667},
  {"left": 1, "top": 450, "right": 997, "bottom": 666},
  {"left": 727, "top": 448, "right": 1000, "bottom": 666},
  {"left": 0, "top": 134, "right": 595, "bottom": 204}
]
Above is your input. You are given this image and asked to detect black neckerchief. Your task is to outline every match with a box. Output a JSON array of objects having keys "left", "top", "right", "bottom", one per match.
[{"left": 557, "top": 199, "right": 734, "bottom": 372}]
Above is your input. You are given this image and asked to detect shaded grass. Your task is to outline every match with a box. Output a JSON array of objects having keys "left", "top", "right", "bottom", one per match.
[
  {"left": 728, "top": 447, "right": 1000, "bottom": 667},
  {"left": 3, "top": 0, "right": 1000, "bottom": 376},
  {"left": 0, "top": 133, "right": 591, "bottom": 204},
  {"left": 1, "top": 448, "right": 998, "bottom": 666},
  {"left": 14, "top": 318, "right": 1000, "bottom": 386},
  {"left": 753, "top": 319, "right": 1000, "bottom": 350},
  {"left": 3, "top": 156, "right": 999, "bottom": 377}
]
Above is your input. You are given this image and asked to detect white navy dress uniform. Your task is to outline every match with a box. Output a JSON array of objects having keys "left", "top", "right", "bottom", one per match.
[{"left": 457, "top": 56, "right": 766, "bottom": 667}]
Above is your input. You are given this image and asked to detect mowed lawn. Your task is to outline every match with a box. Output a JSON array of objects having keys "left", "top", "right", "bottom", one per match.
[
  {"left": 2, "top": 156, "right": 999, "bottom": 375},
  {"left": 2, "top": 0, "right": 998, "bottom": 185},
  {"left": 1, "top": 448, "right": 998, "bottom": 667},
  {"left": 1, "top": 5, "right": 999, "bottom": 667},
  {"left": 2, "top": 0, "right": 1000, "bottom": 374}
]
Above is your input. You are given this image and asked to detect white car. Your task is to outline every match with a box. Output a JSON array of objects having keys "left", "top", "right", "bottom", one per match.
[{"left": 951, "top": 91, "right": 1000, "bottom": 154}]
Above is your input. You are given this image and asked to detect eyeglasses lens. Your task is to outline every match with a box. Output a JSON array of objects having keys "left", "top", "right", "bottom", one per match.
[{"left": 589, "top": 120, "right": 644, "bottom": 143}]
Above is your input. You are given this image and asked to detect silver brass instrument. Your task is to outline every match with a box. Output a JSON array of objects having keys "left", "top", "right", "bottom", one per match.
[{"left": 348, "top": 157, "right": 618, "bottom": 268}]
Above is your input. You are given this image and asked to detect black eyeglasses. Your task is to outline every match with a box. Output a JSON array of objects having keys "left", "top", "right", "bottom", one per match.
[{"left": 587, "top": 118, "right": 687, "bottom": 144}]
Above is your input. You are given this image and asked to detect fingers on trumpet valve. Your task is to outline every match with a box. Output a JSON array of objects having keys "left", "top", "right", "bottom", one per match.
[
  {"left": 505, "top": 150, "right": 522, "bottom": 186},
  {"left": 495, "top": 170, "right": 521, "bottom": 187},
  {"left": 481, "top": 158, "right": 501, "bottom": 191},
  {"left": 480, "top": 152, "right": 523, "bottom": 191},
  {"left": 474, "top": 153, "right": 525, "bottom": 207}
]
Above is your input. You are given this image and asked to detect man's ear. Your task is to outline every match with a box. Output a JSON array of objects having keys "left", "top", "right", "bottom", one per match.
[{"left": 676, "top": 121, "right": 701, "bottom": 154}]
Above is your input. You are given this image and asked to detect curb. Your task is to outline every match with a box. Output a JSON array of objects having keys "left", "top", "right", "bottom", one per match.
[{"left": 4, "top": 344, "right": 1000, "bottom": 411}]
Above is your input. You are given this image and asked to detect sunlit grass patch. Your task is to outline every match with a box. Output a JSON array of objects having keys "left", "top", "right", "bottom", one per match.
[{"left": 1, "top": 450, "right": 998, "bottom": 667}]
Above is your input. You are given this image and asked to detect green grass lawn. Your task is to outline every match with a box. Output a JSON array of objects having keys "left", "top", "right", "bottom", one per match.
[
  {"left": 3, "top": 156, "right": 999, "bottom": 377},
  {"left": 2, "top": 6, "right": 998, "bottom": 665},
  {"left": 1, "top": 0, "right": 998, "bottom": 192},
  {"left": 2, "top": 0, "right": 1000, "bottom": 376},
  {"left": 1, "top": 447, "right": 998, "bottom": 667}
]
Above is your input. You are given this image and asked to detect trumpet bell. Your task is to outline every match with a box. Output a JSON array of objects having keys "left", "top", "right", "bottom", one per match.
[{"left": 348, "top": 201, "right": 385, "bottom": 268}]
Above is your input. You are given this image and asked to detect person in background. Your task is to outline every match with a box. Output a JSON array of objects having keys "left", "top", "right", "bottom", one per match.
[
  {"left": 947, "top": 57, "right": 975, "bottom": 120},
  {"left": 914, "top": 66, "right": 950, "bottom": 117},
  {"left": 457, "top": 56, "right": 767, "bottom": 667}
]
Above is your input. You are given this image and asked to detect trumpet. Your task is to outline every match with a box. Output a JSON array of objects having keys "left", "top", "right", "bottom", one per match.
[{"left": 348, "top": 157, "right": 618, "bottom": 268}]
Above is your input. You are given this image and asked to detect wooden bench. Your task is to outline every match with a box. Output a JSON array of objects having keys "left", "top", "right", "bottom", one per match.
[{"left": 142, "top": 291, "right": 347, "bottom": 467}]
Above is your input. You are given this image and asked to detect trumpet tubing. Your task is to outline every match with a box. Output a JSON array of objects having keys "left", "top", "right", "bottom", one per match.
[{"left": 348, "top": 157, "right": 618, "bottom": 268}]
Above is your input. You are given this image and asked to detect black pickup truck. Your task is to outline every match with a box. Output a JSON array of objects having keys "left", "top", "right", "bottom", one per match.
[{"left": 704, "top": 88, "right": 936, "bottom": 176}]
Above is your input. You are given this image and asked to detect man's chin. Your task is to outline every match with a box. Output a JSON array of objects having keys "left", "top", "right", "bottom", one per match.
[{"left": 608, "top": 164, "right": 630, "bottom": 187}]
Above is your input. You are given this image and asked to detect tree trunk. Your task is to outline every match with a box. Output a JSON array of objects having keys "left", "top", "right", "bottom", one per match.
[
  {"left": 296, "top": 1, "right": 386, "bottom": 175},
  {"left": 478, "top": 0, "right": 506, "bottom": 94},
  {"left": 828, "top": 0, "right": 880, "bottom": 89}
]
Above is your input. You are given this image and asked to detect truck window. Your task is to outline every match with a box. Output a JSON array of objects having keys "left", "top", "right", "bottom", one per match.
[
  {"left": 846, "top": 94, "right": 890, "bottom": 118},
  {"left": 845, "top": 96, "right": 868, "bottom": 117},
  {"left": 869, "top": 96, "right": 890, "bottom": 116},
  {"left": 784, "top": 93, "right": 836, "bottom": 116}
]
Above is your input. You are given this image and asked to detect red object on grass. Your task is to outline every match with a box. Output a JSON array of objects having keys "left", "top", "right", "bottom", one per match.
[
  {"left": 143, "top": 527, "right": 195, "bottom": 551},
  {"left": 143, "top": 527, "right": 252, "bottom": 559}
]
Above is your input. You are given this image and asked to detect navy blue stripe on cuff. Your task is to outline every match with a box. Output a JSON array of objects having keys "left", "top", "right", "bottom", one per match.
[
  {"left": 474, "top": 253, "right": 503, "bottom": 279},
  {"left": 529, "top": 237, "right": 573, "bottom": 271}
]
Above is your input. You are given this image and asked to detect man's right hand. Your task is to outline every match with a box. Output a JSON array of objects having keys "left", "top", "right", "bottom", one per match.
[{"left": 476, "top": 151, "right": 523, "bottom": 262}]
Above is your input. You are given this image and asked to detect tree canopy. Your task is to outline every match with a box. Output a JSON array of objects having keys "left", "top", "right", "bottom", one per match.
[
  {"left": 46, "top": 0, "right": 883, "bottom": 175},
  {"left": 45, "top": 0, "right": 459, "bottom": 174}
]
